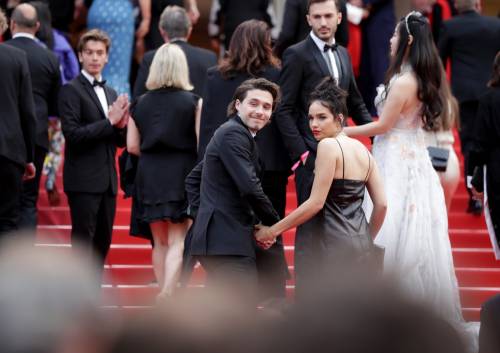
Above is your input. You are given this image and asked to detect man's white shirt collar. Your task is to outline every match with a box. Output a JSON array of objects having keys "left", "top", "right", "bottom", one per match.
[
  {"left": 81, "top": 70, "right": 108, "bottom": 117},
  {"left": 81, "top": 69, "right": 103, "bottom": 85},
  {"left": 12, "top": 32, "right": 36, "bottom": 40},
  {"left": 309, "top": 31, "right": 336, "bottom": 52}
]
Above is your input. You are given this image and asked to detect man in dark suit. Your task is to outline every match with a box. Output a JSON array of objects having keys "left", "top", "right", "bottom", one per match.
[
  {"left": 273, "top": 0, "right": 349, "bottom": 58},
  {"left": 186, "top": 78, "right": 280, "bottom": 303},
  {"left": 0, "top": 8, "right": 36, "bottom": 236},
  {"left": 133, "top": 5, "right": 216, "bottom": 99},
  {"left": 438, "top": 0, "right": 500, "bottom": 214},
  {"left": 59, "top": 29, "right": 129, "bottom": 271},
  {"left": 356, "top": 0, "right": 395, "bottom": 116},
  {"left": 6, "top": 3, "right": 61, "bottom": 231},
  {"left": 275, "top": 0, "right": 372, "bottom": 205}
]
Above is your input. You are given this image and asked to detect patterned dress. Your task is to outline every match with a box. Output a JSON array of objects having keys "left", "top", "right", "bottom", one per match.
[{"left": 87, "top": 0, "right": 134, "bottom": 96}]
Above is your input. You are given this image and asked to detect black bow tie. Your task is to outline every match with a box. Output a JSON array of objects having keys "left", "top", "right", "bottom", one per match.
[
  {"left": 323, "top": 43, "right": 338, "bottom": 52},
  {"left": 92, "top": 79, "right": 106, "bottom": 87}
]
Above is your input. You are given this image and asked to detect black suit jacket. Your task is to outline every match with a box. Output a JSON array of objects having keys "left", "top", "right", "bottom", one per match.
[
  {"left": 198, "top": 66, "right": 291, "bottom": 171},
  {"left": 275, "top": 35, "right": 372, "bottom": 161},
  {"left": 59, "top": 74, "right": 125, "bottom": 195},
  {"left": 438, "top": 11, "right": 500, "bottom": 103},
  {"left": 6, "top": 37, "right": 61, "bottom": 150},
  {"left": 133, "top": 40, "right": 217, "bottom": 98},
  {"left": 273, "top": 0, "right": 349, "bottom": 58},
  {"left": 0, "top": 43, "right": 36, "bottom": 166},
  {"left": 187, "top": 116, "right": 279, "bottom": 258}
]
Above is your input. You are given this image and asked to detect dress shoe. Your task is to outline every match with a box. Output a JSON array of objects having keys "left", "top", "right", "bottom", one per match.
[{"left": 466, "top": 199, "right": 483, "bottom": 216}]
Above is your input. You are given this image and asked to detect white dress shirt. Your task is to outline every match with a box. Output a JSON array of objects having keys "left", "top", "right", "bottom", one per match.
[
  {"left": 309, "top": 31, "right": 340, "bottom": 82},
  {"left": 81, "top": 69, "right": 109, "bottom": 118}
]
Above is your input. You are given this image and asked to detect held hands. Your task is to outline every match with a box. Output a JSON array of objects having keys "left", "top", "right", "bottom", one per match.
[
  {"left": 254, "top": 224, "right": 276, "bottom": 250},
  {"left": 108, "top": 94, "right": 130, "bottom": 128},
  {"left": 23, "top": 163, "right": 36, "bottom": 181}
]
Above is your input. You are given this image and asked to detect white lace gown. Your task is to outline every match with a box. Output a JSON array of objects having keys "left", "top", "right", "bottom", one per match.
[{"left": 369, "top": 83, "right": 479, "bottom": 351}]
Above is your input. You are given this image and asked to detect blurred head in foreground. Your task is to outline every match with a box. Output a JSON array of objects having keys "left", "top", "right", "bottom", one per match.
[{"left": 0, "top": 237, "right": 108, "bottom": 353}]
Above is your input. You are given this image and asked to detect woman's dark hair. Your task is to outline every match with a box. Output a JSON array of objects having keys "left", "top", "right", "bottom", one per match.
[
  {"left": 488, "top": 51, "right": 500, "bottom": 88},
  {"left": 385, "top": 12, "right": 444, "bottom": 130},
  {"left": 308, "top": 77, "right": 348, "bottom": 121},
  {"left": 30, "top": 1, "right": 54, "bottom": 50},
  {"left": 219, "top": 20, "right": 279, "bottom": 79},
  {"left": 227, "top": 78, "right": 281, "bottom": 116}
]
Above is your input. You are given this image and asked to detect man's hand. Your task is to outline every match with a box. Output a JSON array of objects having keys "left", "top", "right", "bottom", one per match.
[
  {"left": 254, "top": 224, "right": 275, "bottom": 242},
  {"left": 108, "top": 94, "right": 129, "bottom": 126},
  {"left": 23, "top": 163, "right": 36, "bottom": 180}
]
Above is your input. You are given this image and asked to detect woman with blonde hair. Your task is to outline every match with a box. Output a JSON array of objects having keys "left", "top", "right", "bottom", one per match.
[{"left": 127, "top": 43, "right": 201, "bottom": 300}]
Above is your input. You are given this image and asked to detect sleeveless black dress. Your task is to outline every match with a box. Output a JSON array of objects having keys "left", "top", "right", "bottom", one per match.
[
  {"left": 294, "top": 139, "right": 375, "bottom": 293},
  {"left": 132, "top": 87, "right": 199, "bottom": 223}
]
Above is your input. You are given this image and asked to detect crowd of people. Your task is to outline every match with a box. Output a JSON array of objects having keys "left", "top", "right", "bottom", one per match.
[{"left": 0, "top": 0, "right": 500, "bottom": 352}]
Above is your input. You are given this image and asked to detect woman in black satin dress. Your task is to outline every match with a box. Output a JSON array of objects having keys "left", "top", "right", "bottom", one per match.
[{"left": 255, "top": 78, "right": 387, "bottom": 297}]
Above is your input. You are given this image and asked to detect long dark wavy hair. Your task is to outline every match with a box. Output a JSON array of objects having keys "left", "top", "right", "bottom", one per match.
[
  {"left": 219, "top": 19, "right": 280, "bottom": 79},
  {"left": 488, "top": 51, "right": 500, "bottom": 88},
  {"left": 384, "top": 12, "right": 444, "bottom": 130}
]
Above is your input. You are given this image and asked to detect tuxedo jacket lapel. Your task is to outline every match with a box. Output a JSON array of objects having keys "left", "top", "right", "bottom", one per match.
[
  {"left": 78, "top": 74, "right": 107, "bottom": 119},
  {"left": 307, "top": 37, "right": 331, "bottom": 78},
  {"left": 336, "top": 49, "right": 349, "bottom": 87}
]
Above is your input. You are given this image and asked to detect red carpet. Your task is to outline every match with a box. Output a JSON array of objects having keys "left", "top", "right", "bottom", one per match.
[{"left": 36, "top": 133, "right": 500, "bottom": 320}]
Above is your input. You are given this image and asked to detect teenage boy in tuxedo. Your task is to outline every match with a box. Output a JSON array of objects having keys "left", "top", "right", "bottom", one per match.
[{"left": 58, "top": 29, "right": 129, "bottom": 272}]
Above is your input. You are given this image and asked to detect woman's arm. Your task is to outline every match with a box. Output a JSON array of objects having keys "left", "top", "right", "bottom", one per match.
[
  {"left": 136, "top": 0, "right": 151, "bottom": 39},
  {"left": 365, "top": 159, "right": 387, "bottom": 238},
  {"left": 344, "top": 76, "right": 413, "bottom": 137},
  {"left": 126, "top": 117, "right": 141, "bottom": 156},
  {"left": 195, "top": 98, "right": 202, "bottom": 148},
  {"left": 256, "top": 139, "right": 338, "bottom": 241}
]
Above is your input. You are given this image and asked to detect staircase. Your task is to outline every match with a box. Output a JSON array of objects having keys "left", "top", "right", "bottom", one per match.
[{"left": 36, "top": 134, "right": 500, "bottom": 320}]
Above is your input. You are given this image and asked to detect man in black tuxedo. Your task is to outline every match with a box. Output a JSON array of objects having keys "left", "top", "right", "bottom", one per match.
[
  {"left": 0, "top": 8, "right": 36, "bottom": 236},
  {"left": 133, "top": 5, "right": 216, "bottom": 99},
  {"left": 438, "top": 0, "right": 500, "bottom": 214},
  {"left": 6, "top": 3, "right": 61, "bottom": 231},
  {"left": 275, "top": 0, "right": 372, "bottom": 205},
  {"left": 273, "top": 0, "right": 349, "bottom": 58},
  {"left": 59, "top": 29, "right": 129, "bottom": 271},
  {"left": 186, "top": 78, "right": 280, "bottom": 303}
]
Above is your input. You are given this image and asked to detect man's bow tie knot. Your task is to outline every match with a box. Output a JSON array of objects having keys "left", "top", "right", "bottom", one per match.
[
  {"left": 93, "top": 79, "right": 106, "bottom": 87},
  {"left": 323, "top": 43, "right": 338, "bottom": 52}
]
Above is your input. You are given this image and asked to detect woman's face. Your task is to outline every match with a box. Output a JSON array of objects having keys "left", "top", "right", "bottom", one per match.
[
  {"left": 389, "top": 24, "right": 401, "bottom": 58},
  {"left": 308, "top": 100, "right": 340, "bottom": 141}
]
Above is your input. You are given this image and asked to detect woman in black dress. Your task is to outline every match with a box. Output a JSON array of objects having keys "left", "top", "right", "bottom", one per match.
[
  {"left": 127, "top": 43, "right": 201, "bottom": 299},
  {"left": 196, "top": 19, "right": 290, "bottom": 300},
  {"left": 255, "top": 78, "right": 387, "bottom": 296}
]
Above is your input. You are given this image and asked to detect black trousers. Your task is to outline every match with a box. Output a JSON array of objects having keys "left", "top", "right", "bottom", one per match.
[
  {"left": 459, "top": 100, "right": 480, "bottom": 202},
  {"left": 198, "top": 255, "right": 258, "bottom": 306},
  {"left": 66, "top": 189, "right": 116, "bottom": 270},
  {"left": 0, "top": 156, "right": 24, "bottom": 236},
  {"left": 479, "top": 294, "right": 500, "bottom": 353},
  {"left": 257, "top": 170, "right": 289, "bottom": 300},
  {"left": 18, "top": 145, "right": 47, "bottom": 231}
]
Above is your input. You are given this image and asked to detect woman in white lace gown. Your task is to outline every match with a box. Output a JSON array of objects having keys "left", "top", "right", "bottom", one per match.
[{"left": 344, "top": 11, "right": 478, "bottom": 351}]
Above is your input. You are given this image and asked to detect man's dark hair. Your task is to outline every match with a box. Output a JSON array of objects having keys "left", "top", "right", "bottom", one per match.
[
  {"left": 77, "top": 29, "right": 111, "bottom": 53},
  {"left": 227, "top": 78, "right": 281, "bottom": 116},
  {"left": 307, "top": 0, "right": 341, "bottom": 12},
  {"left": 11, "top": 4, "right": 38, "bottom": 29}
]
